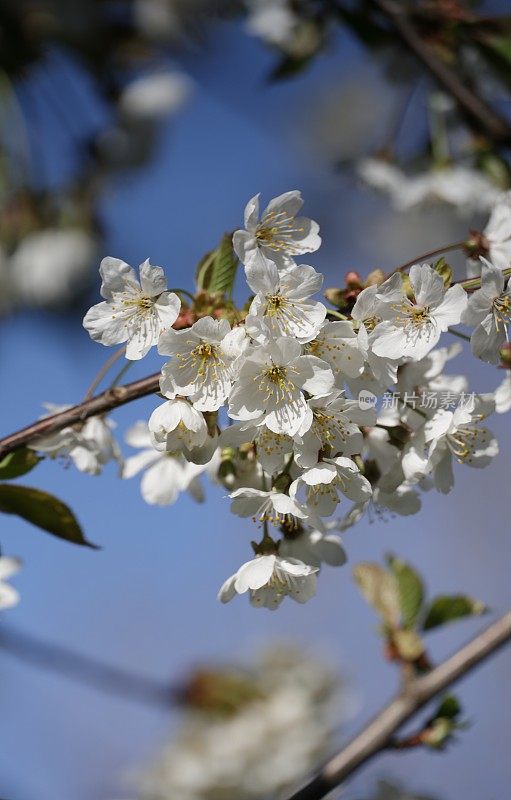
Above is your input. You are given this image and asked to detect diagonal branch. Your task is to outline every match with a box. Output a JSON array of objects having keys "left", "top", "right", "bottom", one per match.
[
  {"left": 0, "top": 372, "right": 160, "bottom": 458},
  {"left": 285, "top": 609, "right": 511, "bottom": 800},
  {"left": 372, "top": 0, "right": 511, "bottom": 145}
]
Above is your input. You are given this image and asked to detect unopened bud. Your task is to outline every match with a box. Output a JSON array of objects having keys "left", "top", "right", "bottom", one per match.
[
  {"left": 324, "top": 287, "right": 348, "bottom": 309},
  {"left": 433, "top": 257, "right": 453, "bottom": 287},
  {"left": 499, "top": 342, "right": 511, "bottom": 368},
  {"left": 365, "top": 269, "right": 386, "bottom": 287},
  {"left": 345, "top": 270, "right": 362, "bottom": 288}
]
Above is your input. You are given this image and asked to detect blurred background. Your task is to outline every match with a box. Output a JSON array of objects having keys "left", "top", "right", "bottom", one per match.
[{"left": 0, "top": 1, "right": 510, "bottom": 798}]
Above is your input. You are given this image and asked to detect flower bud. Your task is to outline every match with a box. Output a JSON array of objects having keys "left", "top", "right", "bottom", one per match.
[
  {"left": 345, "top": 270, "right": 362, "bottom": 288},
  {"left": 499, "top": 343, "right": 511, "bottom": 368},
  {"left": 365, "top": 269, "right": 385, "bottom": 287},
  {"left": 324, "top": 288, "right": 348, "bottom": 309}
]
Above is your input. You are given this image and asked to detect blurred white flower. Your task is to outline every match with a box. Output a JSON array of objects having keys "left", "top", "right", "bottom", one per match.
[
  {"left": 477, "top": 191, "right": 511, "bottom": 269},
  {"left": 10, "top": 229, "right": 96, "bottom": 308},
  {"left": 0, "top": 556, "right": 22, "bottom": 611},
  {"left": 123, "top": 421, "right": 206, "bottom": 506},
  {"left": 119, "top": 71, "right": 193, "bottom": 120},
  {"left": 245, "top": 0, "right": 298, "bottom": 48},
  {"left": 358, "top": 158, "right": 501, "bottom": 214},
  {"left": 29, "top": 404, "right": 122, "bottom": 475},
  {"left": 135, "top": 647, "right": 341, "bottom": 799}
]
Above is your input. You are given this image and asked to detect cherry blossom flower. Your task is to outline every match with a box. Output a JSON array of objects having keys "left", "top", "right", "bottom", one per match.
[
  {"left": 244, "top": 259, "right": 326, "bottom": 342},
  {"left": 148, "top": 399, "right": 208, "bottom": 454},
  {"left": 159, "top": 316, "right": 248, "bottom": 411},
  {"left": 29, "top": 404, "right": 121, "bottom": 475},
  {"left": 0, "top": 556, "right": 22, "bottom": 611},
  {"left": 83, "top": 257, "right": 180, "bottom": 360},
  {"left": 233, "top": 190, "right": 320, "bottom": 269},
  {"left": 123, "top": 421, "right": 206, "bottom": 506},
  {"left": 292, "top": 457, "right": 372, "bottom": 517},
  {"left": 371, "top": 264, "right": 468, "bottom": 361},
  {"left": 229, "top": 487, "right": 308, "bottom": 528},
  {"left": 228, "top": 337, "right": 334, "bottom": 436},
  {"left": 279, "top": 527, "right": 347, "bottom": 568},
  {"left": 294, "top": 391, "right": 376, "bottom": 468},
  {"left": 462, "top": 259, "right": 511, "bottom": 364},
  {"left": 414, "top": 395, "right": 499, "bottom": 493},
  {"left": 218, "top": 554, "right": 318, "bottom": 609},
  {"left": 305, "top": 321, "right": 366, "bottom": 382}
]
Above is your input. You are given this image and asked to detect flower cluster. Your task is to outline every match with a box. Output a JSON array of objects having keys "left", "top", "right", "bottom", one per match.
[
  {"left": 24, "top": 188, "right": 510, "bottom": 614},
  {"left": 132, "top": 647, "right": 343, "bottom": 800}
]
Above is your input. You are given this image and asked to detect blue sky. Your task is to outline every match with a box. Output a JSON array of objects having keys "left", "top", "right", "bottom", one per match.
[{"left": 0, "top": 17, "right": 510, "bottom": 800}]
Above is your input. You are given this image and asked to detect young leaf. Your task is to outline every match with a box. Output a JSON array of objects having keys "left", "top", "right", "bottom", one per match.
[
  {"left": 209, "top": 234, "right": 239, "bottom": 296},
  {"left": 393, "top": 629, "right": 425, "bottom": 661},
  {"left": 0, "top": 448, "right": 41, "bottom": 480},
  {"left": 387, "top": 554, "right": 424, "bottom": 629},
  {"left": 353, "top": 563, "right": 400, "bottom": 628},
  {"left": 422, "top": 594, "right": 487, "bottom": 631},
  {"left": 195, "top": 249, "right": 216, "bottom": 293},
  {"left": 433, "top": 695, "right": 462, "bottom": 721},
  {"left": 0, "top": 484, "right": 98, "bottom": 548}
]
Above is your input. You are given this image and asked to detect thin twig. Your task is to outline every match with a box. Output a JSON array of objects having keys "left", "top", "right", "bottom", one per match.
[
  {"left": 83, "top": 346, "right": 127, "bottom": 402},
  {"left": 0, "top": 624, "right": 175, "bottom": 708},
  {"left": 285, "top": 610, "right": 511, "bottom": 800},
  {"left": 389, "top": 241, "right": 467, "bottom": 275},
  {"left": 371, "top": 0, "right": 511, "bottom": 145},
  {"left": 0, "top": 372, "right": 161, "bottom": 458}
]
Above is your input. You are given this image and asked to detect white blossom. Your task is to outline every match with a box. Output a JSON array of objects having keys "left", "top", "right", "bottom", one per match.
[
  {"left": 244, "top": 259, "right": 326, "bottom": 342},
  {"left": 495, "top": 370, "right": 511, "bottom": 413},
  {"left": 11, "top": 229, "right": 96, "bottom": 308},
  {"left": 29, "top": 404, "right": 121, "bottom": 475},
  {"left": 305, "top": 320, "right": 366, "bottom": 382},
  {"left": 294, "top": 391, "right": 376, "bottom": 468},
  {"left": 219, "top": 554, "right": 317, "bottom": 609},
  {"left": 478, "top": 191, "right": 511, "bottom": 269},
  {"left": 233, "top": 190, "right": 320, "bottom": 269},
  {"left": 118, "top": 70, "right": 192, "bottom": 120},
  {"left": 292, "top": 457, "right": 372, "bottom": 517},
  {"left": 358, "top": 159, "right": 501, "bottom": 214},
  {"left": 148, "top": 399, "right": 208, "bottom": 454},
  {"left": 245, "top": 0, "right": 298, "bottom": 48},
  {"left": 83, "top": 257, "right": 180, "bottom": 360},
  {"left": 371, "top": 264, "right": 468, "bottom": 361},
  {"left": 159, "top": 316, "right": 248, "bottom": 411},
  {"left": 0, "top": 556, "right": 22, "bottom": 610},
  {"left": 229, "top": 487, "right": 308, "bottom": 527},
  {"left": 123, "top": 421, "right": 206, "bottom": 506},
  {"left": 420, "top": 395, "right": 499, "bottom": 492},
  {"left": 462, "top": 258, "right": 510, "bottom": 364},
  {"left": 228, "top": 336, "right": 334, "bottom": 436},
  {"left": 279, "top": 526, "right": 347, "bottom": 568}
]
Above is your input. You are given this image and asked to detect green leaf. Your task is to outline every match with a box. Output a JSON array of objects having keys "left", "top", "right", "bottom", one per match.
[
  {"left": 196, "top": 234, "right": 238, "bottom": 297},
  {"left": 0, "top": 484, "right": 98, "bottom": 548},
  {"left": 434, "top": 695, "right": 462, "bottom": 721},
  {"left": 209, "top": 234, "right": 239, "bottom": 296},
  {"left": 195, "top": 249, "right": 216, "bottom": 293},
  {"left": 422, "top": 594, "right": 487, "bottom": 631},
  {"left": 387, "top": 554, "right": 424, "bottom": 629},
  {"left": 353, "top": 562, "right": 401, "bottom": 628},
  {"left": 0, "top": 448, "right": 41, "bottom": 480}
]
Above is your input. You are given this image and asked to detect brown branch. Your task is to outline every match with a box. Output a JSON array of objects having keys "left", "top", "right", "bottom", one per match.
[
  {"left": 285, "top": 609, "right": 511, "bottom": 800},
  {"left": 0, "top": 372, "right": 160, "bottom": 458},
  {"left": 372, "top": 0, "right": 511, "bottom": 145},
  {"left": 0, "top": 623, "right": 175, "bottom": 708}
]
